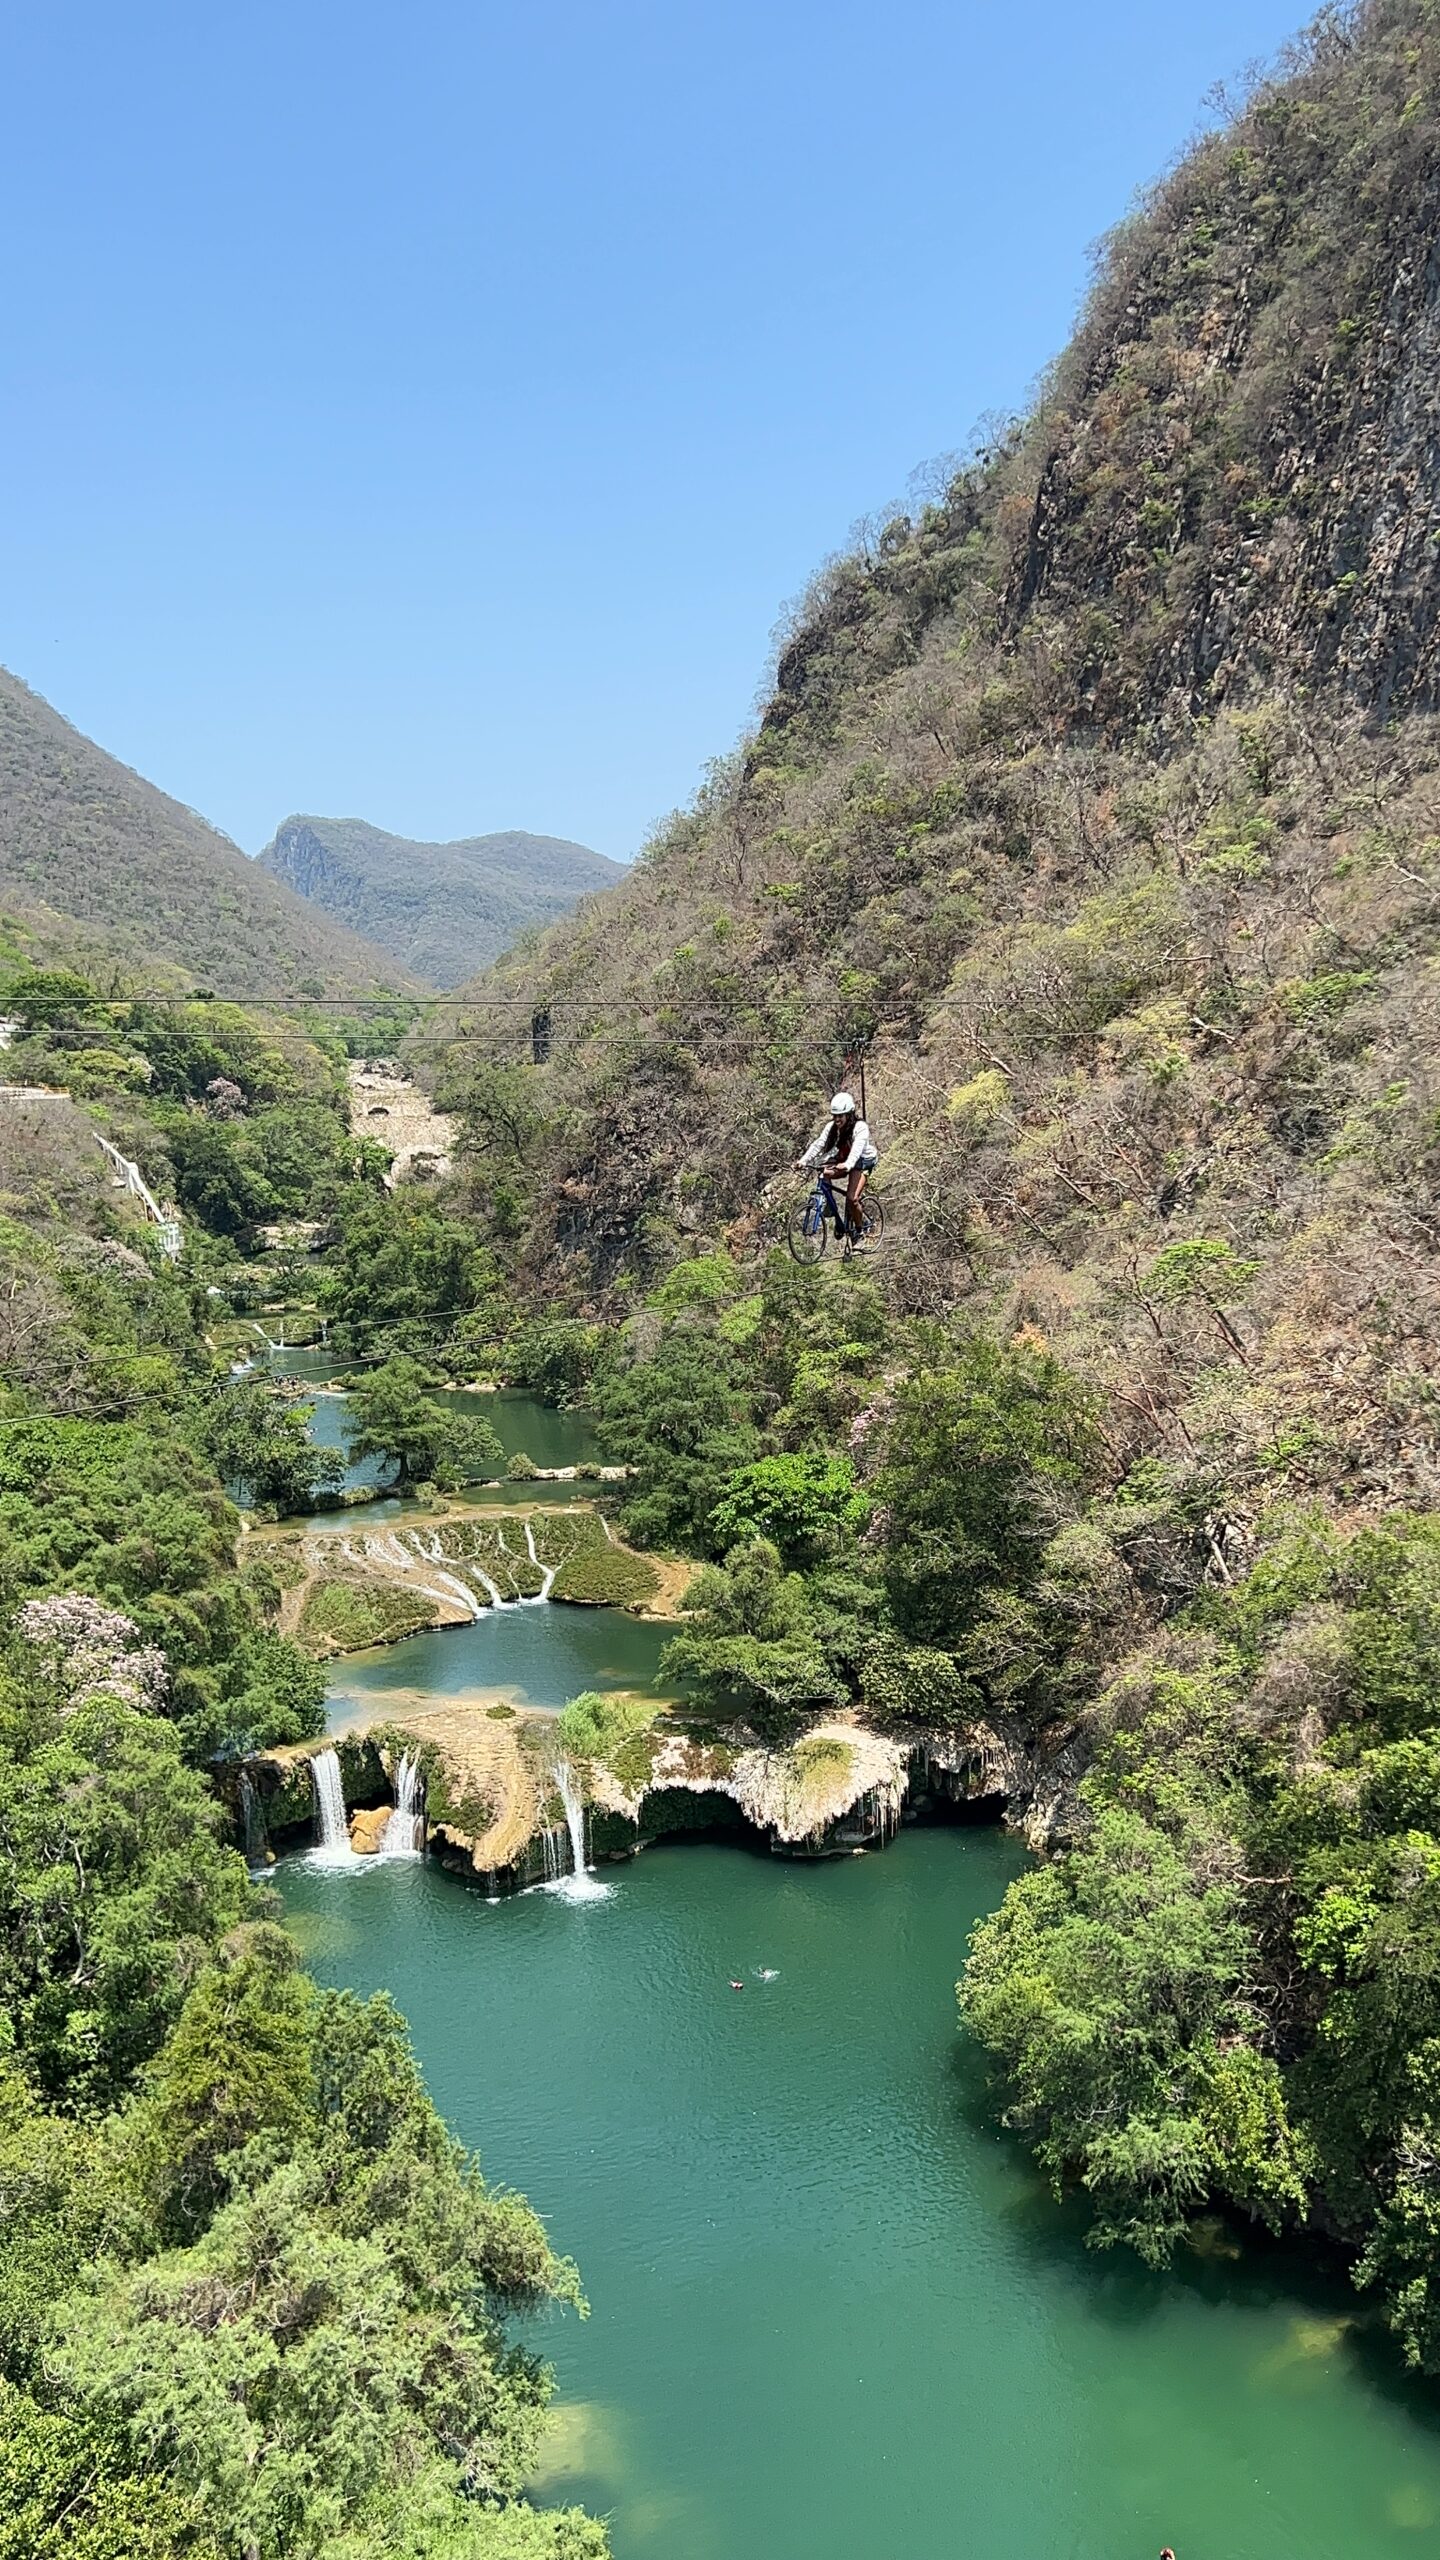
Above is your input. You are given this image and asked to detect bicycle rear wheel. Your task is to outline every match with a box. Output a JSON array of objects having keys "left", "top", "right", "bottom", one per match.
[
  {"left": 859, "top": 1194, "right": 884, "bottom": 1246},
  {"left": 787, "top": 1191, "right": 830, "bottom": 1264}
]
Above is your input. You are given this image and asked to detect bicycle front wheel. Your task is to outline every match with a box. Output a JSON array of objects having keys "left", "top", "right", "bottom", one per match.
[{"left": 787, "top": 1192, "right": 829, "bottom": 1264}]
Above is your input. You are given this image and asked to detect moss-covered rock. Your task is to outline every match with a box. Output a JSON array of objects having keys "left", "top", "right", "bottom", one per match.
[
  {"left": 415, "top": 1742, "right": 494, "bottom": 1845},
  {"left": 297, "top": 1576, "right": 437, "bottom": 1655},
  {"left": 550, "top": 1537, "right": 659, "bottom": 1608}
]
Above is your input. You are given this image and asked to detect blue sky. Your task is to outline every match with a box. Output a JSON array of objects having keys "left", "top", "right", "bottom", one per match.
[{"left": 2, "top": 0, "right": 1307, "bottom": 864}]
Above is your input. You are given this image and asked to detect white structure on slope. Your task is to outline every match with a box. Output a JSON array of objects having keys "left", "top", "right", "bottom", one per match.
[{"left": 95, "top": 1134, "right": 183, "bottom": 1258}]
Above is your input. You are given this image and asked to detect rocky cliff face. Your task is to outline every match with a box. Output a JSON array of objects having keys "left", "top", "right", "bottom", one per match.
[
  {"left": 259, "top": 812, "right": 622, "bottom": 988},
  {"left": 1007, "top": 14, "right": 1440, "bottom": 727},
  {"left": 245, "top": 1706, "right": 1087, "bottom": 1885},
  {"left": 265, "top": 820, "right": 345, "bottom": 903}
]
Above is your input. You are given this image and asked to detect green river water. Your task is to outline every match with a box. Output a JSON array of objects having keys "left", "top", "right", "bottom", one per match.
[
  {"left": 277, "top": 1360, "right": 603, "bottom": 1523},
  {"left": 280, "top": 1828, "right": 1440, "bottom": 2559},
  {"left": 279, "top": 1368, "right": 676, "bottom": 1724},
  {"left": 324, "top": 1603, "right": 674, "bottom": 1728}
]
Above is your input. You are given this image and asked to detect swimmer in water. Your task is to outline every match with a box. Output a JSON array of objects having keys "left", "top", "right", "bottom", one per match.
[
  {"left": 1160, "top": 2546, "right": 1176, "bottom": 2558},
  {"left": 729, "top": 1979, "right": 744, "bottom": 1991}
]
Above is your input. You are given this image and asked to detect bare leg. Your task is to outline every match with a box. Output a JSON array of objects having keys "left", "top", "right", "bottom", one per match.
[{"left": 845, "top": 1168, "right": 867, "bottom": 1234}]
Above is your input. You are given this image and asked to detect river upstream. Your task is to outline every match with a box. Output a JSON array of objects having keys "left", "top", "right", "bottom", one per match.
[
  {"left": 277, "top": 1369, "right": 1440, "bottom": 2554},
  {"left": 272, "top": 1361, "right": 674, "bottom": 1720}
]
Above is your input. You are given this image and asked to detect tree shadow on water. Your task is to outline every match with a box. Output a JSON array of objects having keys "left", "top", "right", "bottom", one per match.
[{"left": 944, "top": 2035, "right": 1440, "bottom": 2443}]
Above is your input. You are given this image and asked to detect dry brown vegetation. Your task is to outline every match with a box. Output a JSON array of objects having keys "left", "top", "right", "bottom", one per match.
[{"left": 439, "top": 1, "right": 1440, "bottom": 1560}]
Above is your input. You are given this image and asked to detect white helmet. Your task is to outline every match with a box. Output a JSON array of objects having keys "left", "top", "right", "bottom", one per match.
[{"left": 830, "top": 1090, "right": 856, "bottom": 1115}]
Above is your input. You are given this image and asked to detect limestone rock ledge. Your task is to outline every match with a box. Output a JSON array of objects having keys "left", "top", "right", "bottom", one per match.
[
  {"left": 586, "top": 1720, "right": 907, "bottom": 1844},
  {"left": 237, "top": 1705, "right": 1088, "bottom": 1880}
]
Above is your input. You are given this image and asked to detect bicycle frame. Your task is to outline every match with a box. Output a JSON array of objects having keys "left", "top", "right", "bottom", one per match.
[
  {"left": 789, "top": 1166, "right": 881, "bottom": 1265},
  {"left": 814, "top": 1170, "right": 860, "bottom": 1233}
]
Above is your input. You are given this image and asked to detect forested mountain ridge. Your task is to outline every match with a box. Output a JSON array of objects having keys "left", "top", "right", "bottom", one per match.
[
  {"left": 449, "top": 0, "right": 1440, "bottom": 1538},
  {"left": 0, "top": 670, "right": 423, "bottom": 996},
  {"left": 258, "top": 813, "right": 620, "bottom": 988},
  {"left": 422, "top": 0, "right": 1440, "bottom": 2348}
]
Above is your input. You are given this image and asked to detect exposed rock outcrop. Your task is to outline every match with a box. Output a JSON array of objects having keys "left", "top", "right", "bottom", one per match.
[
  {"left": 248, "top": 1706, "right": 1088, "bottom": 1886},
  {"left": 348, "top": 1062, "right": 457, "bottom": 1185}
]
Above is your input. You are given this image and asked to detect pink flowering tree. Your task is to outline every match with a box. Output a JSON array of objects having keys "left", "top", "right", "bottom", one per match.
[{"left": 16, "top": 1593, "right": 169, "bottom": 1715}]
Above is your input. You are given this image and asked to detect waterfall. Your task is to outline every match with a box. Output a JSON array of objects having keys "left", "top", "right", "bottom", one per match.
[
  {"left": 550, "top": 1758, "right": 607, "bottom": 1900},
  {"left": 404, "top": 1528, "right": 501, "bottom": 1614},
  {"left": 524, "top": 1518, "right": 557, "bottom": 1601},
  {"left": 555, "top": 1757, "right": 586, "bottom": 1872},
  {"left": 400, "top": 1524, "right": 533, "bottom": 1614},
  {"left": 239, "top": 1770, "right": 267, "bottom": 1865},
  {"left": 382, "top": 1752, "right": 423, "bottom": 1857},
  {"left": 435, "top": 1568, "right": 486, "bottom": 1618},
  {"left": 470, "top": 1559, "right": 508, "bottom": 1609},
  {"left": 310, "top": 1748, "right": 358, "bottom": 1863}
]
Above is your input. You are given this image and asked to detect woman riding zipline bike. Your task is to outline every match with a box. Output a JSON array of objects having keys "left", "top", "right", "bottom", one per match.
[{"left": 789, "top": 1091, "right": 882, "bottom": 1262}]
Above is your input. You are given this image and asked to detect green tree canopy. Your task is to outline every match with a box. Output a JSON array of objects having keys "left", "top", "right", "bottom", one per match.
[
  {"left": 660, "top": 1540, "right": 845, "bottom": 1743},
  {"left": 710, "top": 1452, "right": 868, "bottom": 1565},
  {"left": 202, "top": 1380, "right": 345, "bottom": 1516},
  {"left": 322, "top": 1197, "right": 511, "bottom": 1358},
  {"left": 594, "top": 1330, "right": 758, "bottom": 1550},
  {"left": 344, "top": 1359, "right": 503, "bottom": 1491},
  {"left": 878, "top": 1338, "right": 1096, "bottom": 1647},
  {"left": 47, "top": 1944, "right": 587, "bottom": 2560},
  {"left": 962, "top": 1799, "right": 1307, "bottom": 2264}
]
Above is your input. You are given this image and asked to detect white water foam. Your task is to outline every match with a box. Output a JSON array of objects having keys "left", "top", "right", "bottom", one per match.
[
  {"left": 381, "top": 1751, "right": 424, "bottom": 1857},
  {"left": 542, "top": 1758, "right": 610, "bottom": 1901},
  {"left": 309, "top": 1747, "right": 360, "bottom": 1866},
  {"left": 523, "top": 1517, "right": 557, "bottom": 1602}
]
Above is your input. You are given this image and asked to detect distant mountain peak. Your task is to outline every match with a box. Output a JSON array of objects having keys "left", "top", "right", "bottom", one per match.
[
  {"left": 0, "top": 670, "right": 419, "bottom": 996},
  {"left": 256, "top": 813, "right": 621, "bottom": 988}
]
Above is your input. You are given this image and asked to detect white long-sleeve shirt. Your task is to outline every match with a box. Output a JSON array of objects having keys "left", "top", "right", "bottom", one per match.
[{"left": 801, "top": 1114, "right": 872, "bottom": 1174}]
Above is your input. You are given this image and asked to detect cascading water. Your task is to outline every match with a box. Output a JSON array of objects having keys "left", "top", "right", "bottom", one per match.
[
  {"left": 437, "top": 1568, "right": 487, "bottom": 1617},
  {"left": 239, "top": 1771, "right": 268, "bottom": 1867},
  {"left": 549, "top": 1757, "right": 608, "bottom": 1900},
  {"left": 382, "top": 1752, "right": 423, "bottom": 1857},
  {"left": 310, "top": 1748, "right": 358, "bottom": 1864},
  {"left": 556, "top": 1757, "right": 585, "bottom": 1870},
  {"left": 524, "top": 1518, "right": 557, "bottom": 1601}
]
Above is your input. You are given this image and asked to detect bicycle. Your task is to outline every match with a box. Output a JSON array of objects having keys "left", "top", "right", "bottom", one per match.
[{"left": 787, "top": 1168, "right": 884, "bottom": 1264}]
